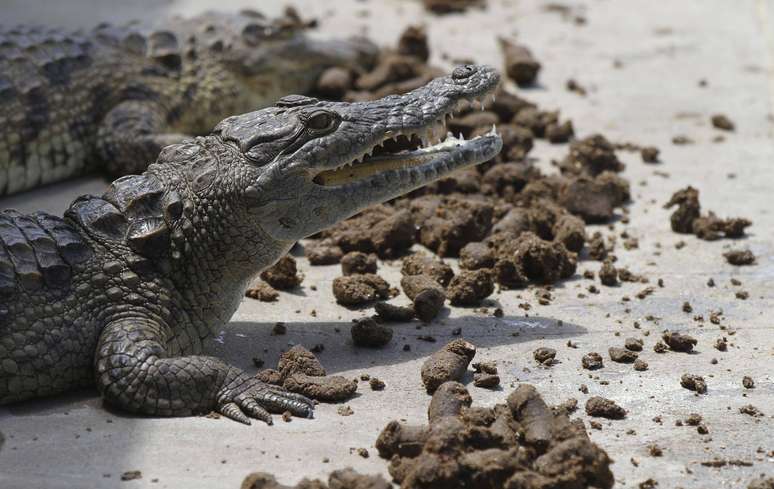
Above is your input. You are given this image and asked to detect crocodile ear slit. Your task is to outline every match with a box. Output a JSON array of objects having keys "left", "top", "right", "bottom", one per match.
[{"left": 126, "top": 218, "right": 170, "bottom": 258}]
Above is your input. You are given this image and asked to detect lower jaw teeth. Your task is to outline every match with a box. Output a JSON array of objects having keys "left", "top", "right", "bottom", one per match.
[
  {"left": 315, "top": 155, "right": 434, "bottom": 186},
  {"left": 314, "top": 131, "right": 496, "bottom": 187}
]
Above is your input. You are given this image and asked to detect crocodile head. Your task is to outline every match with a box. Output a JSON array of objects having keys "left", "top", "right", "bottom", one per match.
[{"left": 210, "top": 64, "right": 502, "bottom": 242}]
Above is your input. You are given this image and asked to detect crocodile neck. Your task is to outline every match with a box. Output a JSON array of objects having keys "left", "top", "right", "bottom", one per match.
[{"left": 147, "top": 149, "right": 293, "bottom": 333}]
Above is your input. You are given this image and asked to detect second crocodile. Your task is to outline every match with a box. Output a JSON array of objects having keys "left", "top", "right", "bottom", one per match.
[{"left": 0, "top": 9, "right": 376, "bottom": 196}]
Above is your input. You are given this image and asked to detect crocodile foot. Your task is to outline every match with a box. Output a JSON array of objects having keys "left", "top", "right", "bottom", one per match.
[{"left": 218, "top": 375, "right": 315, "bottom": 425}]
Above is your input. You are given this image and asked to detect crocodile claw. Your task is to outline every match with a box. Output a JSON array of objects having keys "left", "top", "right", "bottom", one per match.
[{"left": 218, "top": 375, "right": 315, "bottom": 425}]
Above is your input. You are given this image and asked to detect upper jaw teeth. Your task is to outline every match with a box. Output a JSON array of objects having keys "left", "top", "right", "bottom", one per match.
[{"left": 332, "top": 94, "right": 500, "bottom": 172}]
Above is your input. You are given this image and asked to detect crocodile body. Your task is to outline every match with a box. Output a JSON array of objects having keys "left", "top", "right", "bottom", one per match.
[
  {"left": 0, "top": 10, "right": 376, "bottom": 196},
  {"left": 0, "top": 66, "right": 502, "bottom": 423}
]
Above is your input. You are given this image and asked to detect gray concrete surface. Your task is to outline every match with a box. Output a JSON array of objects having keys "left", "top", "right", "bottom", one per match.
[{"left": 1, "top": 0, "right": 773, "bottom": 488}]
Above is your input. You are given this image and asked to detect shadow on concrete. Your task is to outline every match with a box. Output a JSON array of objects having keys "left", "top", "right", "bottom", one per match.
[{"left": 209, "top": 314, "right": 587, "bottom": 376}]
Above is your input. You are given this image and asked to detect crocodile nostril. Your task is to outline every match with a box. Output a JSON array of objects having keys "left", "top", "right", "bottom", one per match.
[{"left": 452, "top": 65, "right": 476, "bottom": 80}]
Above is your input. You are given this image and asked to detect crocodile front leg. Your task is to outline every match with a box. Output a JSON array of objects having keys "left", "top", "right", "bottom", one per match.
[
  {"left": 97, "top": 100, "right": 188, "bottom": 177},
  {"left": 94, "top": 317, "right": 314, "bottom": 424}
]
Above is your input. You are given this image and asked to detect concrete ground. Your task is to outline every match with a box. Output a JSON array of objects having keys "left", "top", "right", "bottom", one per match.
[{"left": 1, "top": 0, "right": 773, "bottom": 488}]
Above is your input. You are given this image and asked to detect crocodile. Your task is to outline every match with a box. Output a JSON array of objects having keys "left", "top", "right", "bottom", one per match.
[
  {"left": 0, "top": 9, "right": 376, "bottom": 196},
  {"left": 0, "top": 65, "right": 502, "bottom": 424}
]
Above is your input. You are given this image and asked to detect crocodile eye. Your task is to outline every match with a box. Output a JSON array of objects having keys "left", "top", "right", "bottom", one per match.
[{"left": 306, "top": 111, "right": 336, "bottom": 132}]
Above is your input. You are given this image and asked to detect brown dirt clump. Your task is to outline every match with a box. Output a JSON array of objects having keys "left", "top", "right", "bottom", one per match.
[
  {"left": 377, "top": 383, "right": 614, "bottom": 489},
  {"left": 559, "top": 134, "right": 624, "bottom": 177},
  {"left": 693, "top": 214, "right": 752, "bottom": 240},
  {"left": 624, "top": 337, "right": 644, "bottom": 351},
  {"left": 241, "top": 468, "right": 390, "bottom": 489},
  {"left": 260, "top": 255, "right": 303, "bottom": 290},
  {"left": 412, "top": 195, "right": 494, "bottom": 257},
  {"left": 533, "top": 347, "right": 557, "bottom": 366},
  {"left": 397, "top": 25, "right": 430, "bottom": 62},
  {"left": 491, "top": 232, "right": 577, "bottom": 285},
  {"left": 447, "top": 269, "right": 495, "bottom": 306},
  {"left": 332, "top": 273, "right": 391, "bottom": 306},
  {"left": 374, "top": 302, "right": 416, "bottom": 322},
  {"left": 724, "top": 249, "right": 756, "bottom": 266},
  {"left": 376, "top": 421, "right": 430, "bottom": 459},
  {"left": 351, "top": 317, "right": 393, "bottom": 348},
  {"left": 421, "top": 339, "right": 477, "bottom": 393},
  {"left": 255, "top": 345, "right": 357, "bottom": 403},
  {"left": 340, "top": 251, "right": 378, "bottom": 276},
  {"left": 582, "top": 352, "right": 604, "bottom": 370},
  {"left": 680, "top": 374, "right": 707, "bottom": 394},
  {"left": 641, "top": 146, "right": 660, "bottom": 163},
  {"left": 401, "top": 252, "right": 455, "bottom": 287},
  {"left": 499, "top": 37, "right": 541, "bottom": 87},
  {"left": 552, "top": 214, "right": 586, "bottom": 252},
  {"left": 664, "top": 186, "right": 701, "bottom": 233},
  {"left": 585, "top": 396, "right": 626, "bottom": 419},
  {"left": 609, "top": 347, "right": 638, "bottom": 363},
  {"left": 512, "top": 107, "right": 558, "bottom": 138},
  {"left": 315, "top": 67, "right": 353, "bottom": 100},
  {"left": 283, "top": 374, "right": 358, "bottom": 403},
  {"left": 428, "top": 381, "right": 473, "bottom": 422},
  {"left": 278, "top": 345, "right": 327, "bottom": 379},
  {"left": 473, "top": 372, "right": 501, "bottom": 389},
  {"left": 587, "top": 232, "right": 609, "bottom": 261},
  {"left": 245, "top": 282, "right": 280, "bottom": 302},
  {"left": 401, "top": 274, "right": 447, "bottom": 322},
  {"left": 558, "top": 175, "right": 627, "bottom": 223},
  {"left": 305, "top": 239, "right": 344, "bottom": 265},
  {"left": 598, "top": 260, "right": 618, "bottom": 286},
  {"left": 546, "top": 120, "right": 575, "bottom": 143},
  {"left": 665, "top": 186, "right": 752, "bottom": 239},
  {"left": 459, "top": 242, "right": 496, "bottom": 270},
  {"left": 317, "top": 205, "right": 415, "bottom": 258},
  {"left": 662, "top": 331, "right": 697, "bottom": 352},
  {"left": 748, "top": 477, "right": 774, "bottom": 489},
  {"left": 711, "top": 114, "right": 735, "bottom": 131},
  {"left": 422, "top": 0, "right": 485, "bottom": 14}
]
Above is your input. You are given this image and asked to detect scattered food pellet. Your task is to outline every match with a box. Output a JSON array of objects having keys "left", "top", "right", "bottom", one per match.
[
  {"left": 624, "top": 337, "right": 643, "bottom": 351},
  {"left": 711, "top": 114, "right": 735, "bottom": 131},
  {"left": 533, "top": 347, "right": 557, "bottom": 365},
  {"left": 245, "top": 282, "right": 279, "bottom": 302},
  {"left": 473, "top": 372, "right": 500, "bottom": 388},
  {"left": 421, "top": 339, "right": 477, "bottom": 393},
  {"left": 121, "top": 471, "right": 142, "bottom": 481},
  {"left": 662, "top": 331, "right": 697, "bottom": 352},
  {"left": 260, "top": 255, "right": 304, "bottom": 290},
  {"left": 351, "top": 317, "right": 393, "bottom": 348},
  {"left": 739, "top": 404, "right": 764, "bottom": 417},
  {"left": 647, "top": 444, "right": 663, "bottom": 457},
  {"left": 374, "top": 302, "right": 415, "bottom": 322},
  {"left": 641, "top": 146, "right": 660, "bottom": 163},
  {"left": 582, "top": 352, "right": 604, "bottom": 370},
  {"left": 742, "top": 376, "right": 755, "bottom": 389},
  {"left": 499, "top": 37, "right": 541, "bottom": 87},
  {"left": 586, "top": 396, "right": 626, "bottom": 419},
  {"left": 723, "top": 249, "right": 756, "bottom": 266},
  {"left": 369, "top": 377, "right": 386, "bottom": 391},
  {"left": 680, "top": 374, "right": 707, "bottom": 394},
  {"left": 337, "top": 405, "right": 354, "bottom": 416},
  {"left": 609, "top": 347, "right": 638, "bottom": 363}
]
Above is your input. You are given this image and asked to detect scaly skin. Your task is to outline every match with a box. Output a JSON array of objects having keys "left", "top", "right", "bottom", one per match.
[
  {"left": 0, "top": 66, "right": 502, "bottom": 424},
  {"left": 0, "top": 10, "right": 376, "bottom": 196}
]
